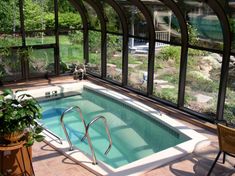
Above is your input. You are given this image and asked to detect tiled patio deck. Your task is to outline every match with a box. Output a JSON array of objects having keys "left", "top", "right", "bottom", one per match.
[{"left": 2, "top": 76, "right": 235, "bottom": 176}]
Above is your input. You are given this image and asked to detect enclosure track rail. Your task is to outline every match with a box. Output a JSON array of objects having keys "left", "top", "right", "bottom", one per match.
[{"left": 60, "top": 106, "right": 112, "bottom": 165}]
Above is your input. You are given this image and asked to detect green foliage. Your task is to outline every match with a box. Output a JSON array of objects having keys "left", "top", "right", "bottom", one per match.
[
  {"left": 44, "top": 13, "right": 55, "bottom": 29},
  {"left": 68, "top": 31, "right": 83, "bottom": 45},
  {"left": 103, "top": 3, "right": 121, "bottom": 32},
  {"left": 0, "top": 0, "right": 20, "bottom": 32},
  {"left": 154, "top": 88, "right": 178, "bottom": 103},
  {"left": 24, "top": 0, "right": 82, "bottom": 30},
  {"left": 24, "top": 0, "right": 46, "bottom": 30},
  {"left": 188, "top": 48, "right": 209, "bottom": 57},
  {"left": 89, "top": 31, "right": 101, "bottom": 53},
  {"left": 58, "top": 12, "right": 82, "bottom": 29},
  {"left": 58, "top": 0, "right": 76, "bottom": 13},
  {"left": 186, "top": 71, "right": 218, "bottom": 93},
  {"left": 188, "top": 23, "right": 199, "bottom": 45},
  {"left": 224, "top": 89, "right": 235, "bottom": 124},
  {"left": 158, "top": 73, "right": 178, "bottom": 85},
  {"left": 107, "top": 35, "right": 121, "bottom": 58},
  {"left": 224, "top": 105, "right": 235, "bottom": 124},
  {"left": 0, "top": 89, "right": 44, "bottom": 146},
  {"left": 156, "top": 46, "right": 181, "bottom": 65}
]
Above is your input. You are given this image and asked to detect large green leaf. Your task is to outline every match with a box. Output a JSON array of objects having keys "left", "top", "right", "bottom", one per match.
[{"left": 2, "top": 89, "right": 13, "bottom": 96}]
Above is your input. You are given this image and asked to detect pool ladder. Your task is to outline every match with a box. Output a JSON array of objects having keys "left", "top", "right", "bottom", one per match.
[{"left": 60, "top": 106, "right": 112, "bottom": 165}]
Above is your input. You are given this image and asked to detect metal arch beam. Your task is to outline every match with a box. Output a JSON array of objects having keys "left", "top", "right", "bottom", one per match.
[
  {"left": 203, "top": 0, "right": 231, "bottom": 121},
  {"left": 68, "top": 0, "right": 89, "bottom": 64},
  {"left": 103, "top": 0, "right": 129, "bottom": 86},
  {"left": 128, "top": 0, "right": 156, "bottom": 95},
  {"left": 156, "top": 0, "right": 189, "bottom": 108},
  {"left": 84, "top": 0, "right": 107, "bottom": 78}
]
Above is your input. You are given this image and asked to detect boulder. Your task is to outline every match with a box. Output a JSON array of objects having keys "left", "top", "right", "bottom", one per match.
[
  {"left": 202, "top": 55, "right": 221, "bottom": 69},
  {"left": 195, "top": 94, "right": 213, "bottom": 103},
  {"left": 210, "top": 53, "right": 222, "bottom": 63},
  {"left": 230, "top": 56, "right": 235, "bottom": 62}
]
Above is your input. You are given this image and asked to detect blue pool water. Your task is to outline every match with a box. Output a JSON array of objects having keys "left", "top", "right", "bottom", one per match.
[{"left": 39, "top": 88, "right": 190, "bottom": 168}]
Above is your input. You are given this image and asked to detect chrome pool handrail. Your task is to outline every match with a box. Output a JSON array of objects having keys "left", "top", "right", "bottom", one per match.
[
  {"left": 82, "top": 115, "right": 113, "bottom": 156},
  {"left": 60, "top": 106, "right": 87, "bottom": 151},
  {"left": 60, "top": 106, "right": 98, "bottom": 164}
]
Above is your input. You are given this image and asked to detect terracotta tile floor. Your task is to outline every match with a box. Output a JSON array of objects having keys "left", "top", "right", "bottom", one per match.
[
  {"left": 32, "top": 120, "right": 235, "bottom": 176},
  {"left": 2, "top": 76, "right": 235, "bottom": 176}
]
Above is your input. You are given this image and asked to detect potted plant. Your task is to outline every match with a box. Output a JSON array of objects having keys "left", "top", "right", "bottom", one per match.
[{"left": 0, "top": 88, "right": 44, "bottom": 146}]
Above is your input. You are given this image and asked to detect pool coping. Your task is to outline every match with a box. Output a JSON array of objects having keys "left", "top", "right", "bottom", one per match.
[{"left": 18, "top": 82, "right": 210, "bottom": 176}]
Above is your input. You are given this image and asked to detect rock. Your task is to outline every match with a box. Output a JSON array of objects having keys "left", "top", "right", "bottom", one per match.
[
  {"left": 230, "top": 56, "right": 235, "bottom": 62},
  {"left": 154, "top": 79, "right": 169, "bottom": 84},
  {"left": 202, "top": 56, "right": 221, "bottom": 69},
  {"left": 210, "top": 53, "right": 222, "bottom": 63},
  {"left": 107, "top": 63, "right": 117, "bottom": 68},
  {"left": 195, "top": 94, "right": 213, "bottom": 103},
  {"left": 128, "top": 64, "right": 140, "bottom": 68},
  {"left": 159, "top": 85, "right": 175, "bottom": 89}
]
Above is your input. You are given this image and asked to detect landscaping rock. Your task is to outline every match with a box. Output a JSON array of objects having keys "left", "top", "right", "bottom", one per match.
[
  {"left": 107, "top": 63, "right": 117, "bottom": 68},
  {"left": 154, "top": 79, "right": 169, "bottom": 84},
  {"left": 128, "top": 64, "right": 140, "bottom": 68},
  {"left": 159, "top": 85, "right": 175, "bottom": 89},
  {"left": 202, "top": 56, "right": 221, "bottom": 69},
  {"left": 230, "top": 56, "right": 235, "bottom": 62},
  {"left": 195, "top": 94, "right": 213, "bottom": 103},
  {"left": 210, "top": 53, "right": 222, "bottom": 63}
]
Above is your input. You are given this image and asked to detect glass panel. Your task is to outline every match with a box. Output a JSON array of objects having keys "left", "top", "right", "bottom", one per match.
[
  {"left": 24, "top": 0, "right": 55, "bottom": 31},
  {"left": 185, "top": 49, "right": 221, "bottom": 119},
  {"left": 116, "top": 1, "right": 148, "bottom": 38},
  {"left": 128, "top": 37, "right": 148, "bottom": 92},
  {"left": 83, "top": 1, "right": 101, "bottom": 30},
  {"left": 26, "top": 32, "right": 55, "bottom": 45},
  {"left": 224, "top": 55, "right": 235, "bottom": 125},
  {"left": 143, "top": 0, "right": 181, "bottom": 43},
  {"left": 227, "top": 2, "right": 235, "bottom": 52},
  {"left": 102, "top": 2, "right": 122, "bottom": 33},
  {"left": 106, "top": 34, "right": 122, "bottom": 83},
  {"left": 0, "top": 48, "right": 22, "bottom": 82},
  {"left": 28, "top": 48, "right": 55, "bottom": 77},
  {"left": 153, "top": 45, "right": 181, "bottom": 104},
  {"left": 58, "top": 1, "right": 83, "bottom": 30},
  {"left": 0, "top": 34, "right": 22, "bottom": 47},
  {"left": 0, "top": 0, "right": 20, "bottom": 33},
  {"left": 59, "top": 31, "right": 84, "bottom": 74},
  {"left": 175, "top": 0, "right": 223, "bottom": 50},
  {"left": 87, "top": 30, "right": 101, "bottom": 75}
]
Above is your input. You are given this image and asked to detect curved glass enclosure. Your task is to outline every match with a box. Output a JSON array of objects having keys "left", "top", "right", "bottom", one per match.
[
  {"left": 144, "top": 0, "right": 181, "bottom": 44},
  {"left": 83, "top": 1, "right": 102, "bottom": 76},
  {"left": 58, "top": 2, "right": 83, "bottom": 74},
  {"left": 102, "top": 2, "right": 123, "bottom": 83},
  {"left": 174, "top": 0, "right": 223, "bottom": 50},
  {"left": 0, "top": 0, "right": 21, "bottom": 47},
  {"left": 1, "top": 0, "right": 235, "bottom": 124}
]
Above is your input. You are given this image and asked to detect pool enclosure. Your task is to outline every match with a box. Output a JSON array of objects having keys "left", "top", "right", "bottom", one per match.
[{"left": 0, "top": 0, "right": 235, "bottom": 124}]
